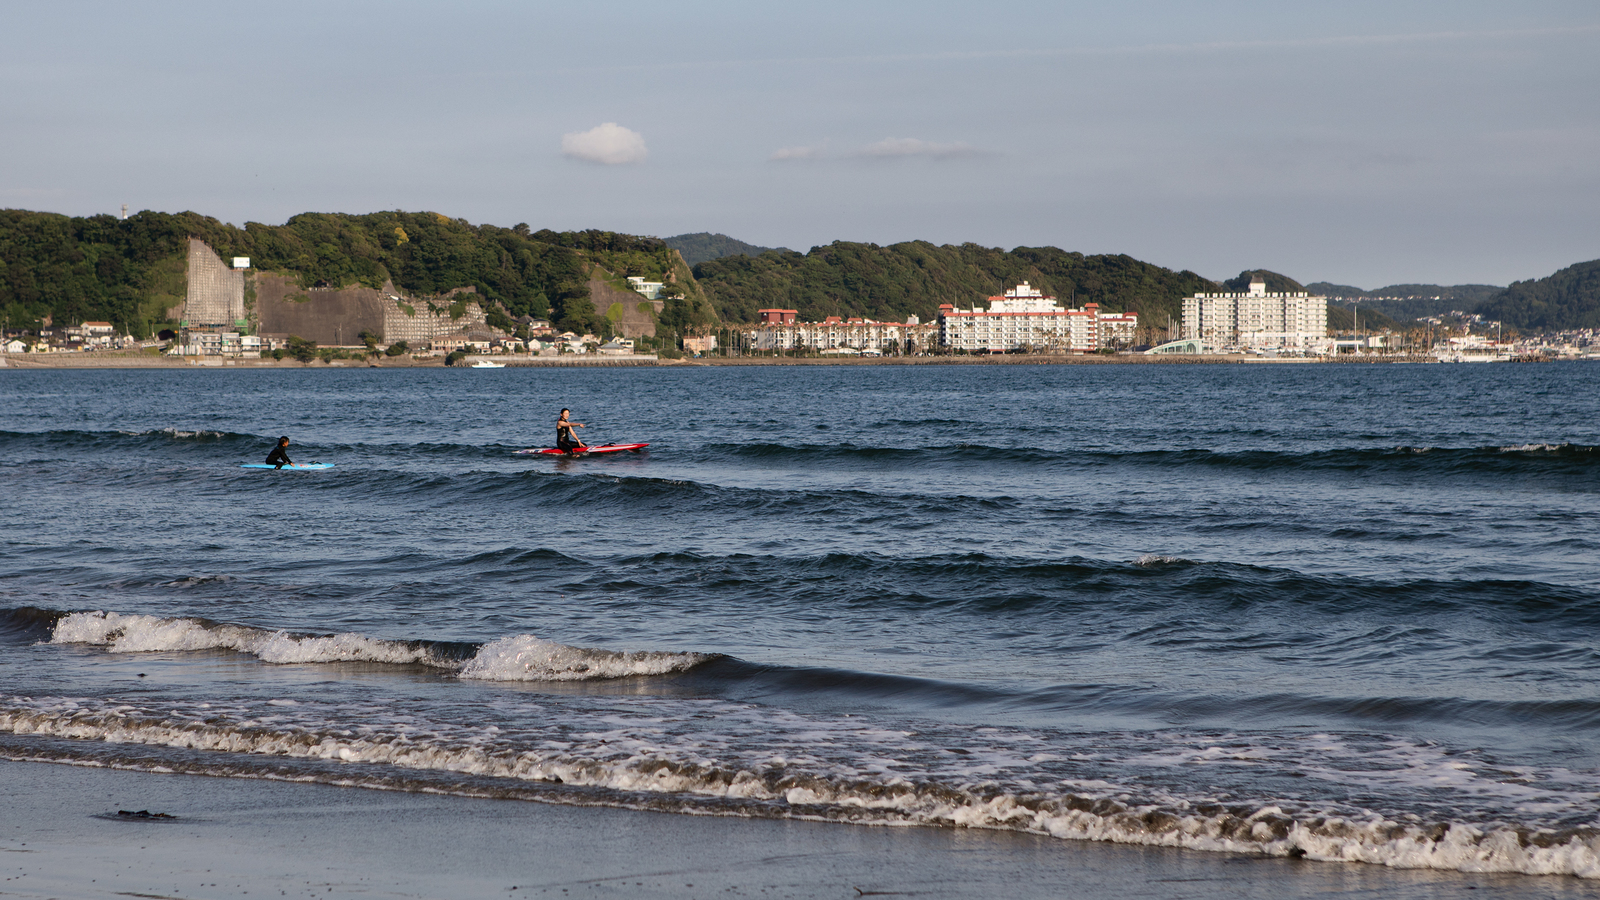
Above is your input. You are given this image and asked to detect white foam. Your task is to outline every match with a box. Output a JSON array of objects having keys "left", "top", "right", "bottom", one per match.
[
  {"left": 50, "top": 611, "right": 438, "bottom": 667},
  {"left": 49, "top": 611, "right": 710, "bottom": 682},
  {"left": 150, "top": 428, "right": 227, "bottom": 440},
  {"left": 1499, "top": 443, "right": 1575, "bottom": 453},
  {"left": 1133, "top": 554, "right": 1191, "bottom": 567},
  {"left": 2, "top": 693, "right": 1597, "bottom": 879},
  {"left": 458, "top": 634, "right": 711, "bottom": 681}
]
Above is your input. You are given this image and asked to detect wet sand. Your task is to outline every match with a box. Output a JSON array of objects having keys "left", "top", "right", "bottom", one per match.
[{"left": 1, "top": 759, "right": 1577, "bottom": 899}]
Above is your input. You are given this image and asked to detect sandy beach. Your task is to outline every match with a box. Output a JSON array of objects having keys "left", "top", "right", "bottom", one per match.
[{"left": 2, "top": 759, "right": 1580, "bottom": 900}]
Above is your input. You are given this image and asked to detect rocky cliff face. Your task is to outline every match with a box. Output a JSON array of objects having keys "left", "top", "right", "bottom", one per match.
[
  {"left": 254, "top": 273, "right": 490, "bottom": 346},
  {"left": 588, "top": 273, "right": 663, "bottom": 338}
]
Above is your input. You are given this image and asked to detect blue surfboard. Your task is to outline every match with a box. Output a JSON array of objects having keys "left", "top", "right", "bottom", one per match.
[{"left": 240, "top": 463, "right": 335, "bottom": 470}]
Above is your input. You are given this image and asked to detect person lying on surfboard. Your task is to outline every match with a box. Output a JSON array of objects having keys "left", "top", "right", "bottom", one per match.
[
  {"left": 265, "top": 436, "right": 293, "bottom": 469},
  {"left": 556, "top": 409, "right": 587, "bottom": 456}
]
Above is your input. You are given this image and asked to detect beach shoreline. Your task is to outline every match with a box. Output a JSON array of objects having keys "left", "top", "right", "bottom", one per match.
[
  {"left": 0, "top": 351, "right": 1441, "bottom": 369},
  {"left": 1, "top": 758, "right": 1572, "bottom": 900}
]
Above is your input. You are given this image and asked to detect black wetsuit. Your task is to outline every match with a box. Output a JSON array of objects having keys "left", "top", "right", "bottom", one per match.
[
  {"left": 265, "top": 446, "right": 292, "bottom": 469},
  {"left": 556, "top": 423, "right": 583, "bottom": 455}
]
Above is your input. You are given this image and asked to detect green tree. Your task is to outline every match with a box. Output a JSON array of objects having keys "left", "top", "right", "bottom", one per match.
[{"left": 288, "top": 335, "right": 317, "bottom": 363}]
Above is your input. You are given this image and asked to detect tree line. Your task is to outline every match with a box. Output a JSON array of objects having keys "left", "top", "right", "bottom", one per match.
[
  {"left": 0, "top": 209, "right": 703, "bottom": 339},
  {"left": 689, "top": 240, "right": 1216, "bottom": 328}
]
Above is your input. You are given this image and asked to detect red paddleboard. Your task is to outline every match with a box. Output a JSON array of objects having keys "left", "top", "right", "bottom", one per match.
[{"left": 515, "top": 442, "right": 649, "bottom": 457}]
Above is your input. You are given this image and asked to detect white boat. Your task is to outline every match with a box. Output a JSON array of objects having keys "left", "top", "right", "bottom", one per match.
[
  {"left": 470, "top": 360, "right": 506, "bottom": 368},
  {"left": 1431, "top": 347, "right": 1509, "bottom": 363}
]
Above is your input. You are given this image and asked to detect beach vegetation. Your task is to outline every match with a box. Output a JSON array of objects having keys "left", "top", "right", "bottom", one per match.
[{"left": 287, "top": 336, "right": 317, "bottom": 363}]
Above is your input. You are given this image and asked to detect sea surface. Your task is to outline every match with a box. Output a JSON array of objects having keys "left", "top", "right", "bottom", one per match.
[{"left": 2, "top": 362, "right": 1598, "bottom": 880}]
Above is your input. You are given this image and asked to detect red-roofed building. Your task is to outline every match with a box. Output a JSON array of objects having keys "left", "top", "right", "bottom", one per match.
[{"left": 938, "top": 283, "right": 1137, "bottom": 353}]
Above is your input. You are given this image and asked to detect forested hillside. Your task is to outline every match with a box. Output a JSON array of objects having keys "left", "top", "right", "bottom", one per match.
[
  {"left": 692, "top": 241, "right": 1215, "bottom": 328},
  {"left": 1303, "top": 281, "right": 1503, "bottom": 322},
  {"left": 1477, "top": 259, "right": 1600, "bottom": 331},
  {"left": 663, "top": 233, "right": 786, "bottom": 267},
  {"left": 0, "top": 209, "right": 707, "bottom": 338},
  {"left": 1223, "top": 270, "right": 1304, "bottom": 293},
  {"left": 11, "top": 205, "right": 1591, "bottom": 339}
]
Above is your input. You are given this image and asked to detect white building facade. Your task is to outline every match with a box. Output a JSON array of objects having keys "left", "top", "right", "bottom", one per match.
[
  {"left": 748, "top": 311, "right": 936, "bottom": 354},
  {"left": 1182, "top": 278, "right": 1328, "bottom": 353},
  {"left": 938, "top": 283, "right": 1137, "bottom": 353}
]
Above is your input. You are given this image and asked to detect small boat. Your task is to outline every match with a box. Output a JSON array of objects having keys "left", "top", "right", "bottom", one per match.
[{"left": 471, "top": 360, "right": 506, "bottom": 368}]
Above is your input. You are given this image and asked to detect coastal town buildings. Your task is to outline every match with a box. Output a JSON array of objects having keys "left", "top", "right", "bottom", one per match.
[
  {"left": 681, "top": 335, "right": 717, "bottom": 354},
  {"left": 170, "top": 332, "right": 264, "bottom": 357},
  {"left": 747, "top": 309, "right": 937, "bottom": 354},
  {"left": 1181, "top": 277, "right": 1328, "bottom": 353},
  {"left": 937, "top": 283, "right": 1137, "bottom": 353}
]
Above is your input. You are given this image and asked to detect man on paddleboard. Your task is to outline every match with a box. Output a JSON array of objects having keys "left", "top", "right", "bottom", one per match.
[
  {"left": 265, "top": 436, "right": 293, "bottom": 469},
  {"left": 556, "top": 409, "right": 587, "bottom": 456}
]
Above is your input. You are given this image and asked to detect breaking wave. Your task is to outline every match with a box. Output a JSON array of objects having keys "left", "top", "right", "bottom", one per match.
[
  {"left": 46, "top": 610, "right": 713, "bottom": 681},
  {"left": 1, "top": 694, "right": 1597, "bottom": 878}
]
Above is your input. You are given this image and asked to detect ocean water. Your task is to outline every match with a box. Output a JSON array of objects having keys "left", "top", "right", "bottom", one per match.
[{"left": 2, "top": 362, "right": 1598, "bottom": 880}]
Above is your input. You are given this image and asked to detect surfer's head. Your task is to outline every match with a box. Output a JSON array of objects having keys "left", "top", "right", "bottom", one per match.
[{"left": 278, "top": 436, "right": 290, "bottom": 446}]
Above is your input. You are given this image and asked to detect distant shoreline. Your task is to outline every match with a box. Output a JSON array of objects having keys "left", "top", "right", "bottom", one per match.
[{"left": 1, "top": 352, "right": 1448, "bottom": 370}]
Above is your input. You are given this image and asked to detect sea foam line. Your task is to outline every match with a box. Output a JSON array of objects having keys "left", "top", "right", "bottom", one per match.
[
  {"left": 1, "top": 695, "right": 1597, "bottom": 879},
  {"left": 48, "top": 611, "right": 709, "bottom": 681}
]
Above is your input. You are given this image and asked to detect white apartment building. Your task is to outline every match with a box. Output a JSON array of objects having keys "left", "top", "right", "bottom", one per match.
[
  {"left": 749, "top": 310, "right": 937, "bottom": 354},
  {"left": 172, "top": 332, "right": 263, "bottom": 357},
  {"left": 937, "top": 283, "right": 1137, "bottom": 353},
  {"left": 1182, "top": 277, "right": 1328, "bottom": 353}
]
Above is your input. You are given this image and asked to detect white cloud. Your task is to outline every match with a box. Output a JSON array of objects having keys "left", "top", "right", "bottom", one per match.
[
  {"left": 770, "top": 145, "right": 825, "bottom": 161},
  {"left": 561, "top": 123, "right": 648, "bottom": 165},
  {"left": 858, "top": 138, "right": 982, "bottom": 160}
]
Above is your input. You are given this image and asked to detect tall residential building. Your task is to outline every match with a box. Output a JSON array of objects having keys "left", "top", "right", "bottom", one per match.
[
  {"left": 749, "top": 310, "right": 936, "bottom": 353},
  {"left": 1181, "top": 277, "right": 1328, "bottom": 353},
  {"left": 937, "top": 283, "right": 1137, "bottom": 353}
]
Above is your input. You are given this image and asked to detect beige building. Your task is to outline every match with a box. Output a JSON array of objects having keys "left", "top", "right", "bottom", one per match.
[
  {"left": 938, "top": 283, "right": 1137, "bottom": 353},
  {"left": 748, "top": 310, "right": 937, "bottom": 354},
  {"left": 1182, "top": 277, "right": 1328, "bottom": 353}
]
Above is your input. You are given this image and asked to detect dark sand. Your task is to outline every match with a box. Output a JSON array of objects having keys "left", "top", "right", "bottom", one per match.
[{"left": 1, "top": 760, "right": 1581, "bottom": 899}]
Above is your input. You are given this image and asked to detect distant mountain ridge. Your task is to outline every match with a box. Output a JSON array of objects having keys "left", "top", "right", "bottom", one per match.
[
  {"left": 691, "top": 241, "right": 1214, "bottom": 327},
  {"left": 663, "top": 233, "right": 788, "bottom": 267},
  {"left": 1305, "top": 280, "right": 1504, "bottom": 301},
  {"left": 1302, "top": 281, "right": 1504, "bottom": 323},
  {"left": 1477, "top": 259, "right": 1600, "bottom": 331},
  {"left": 4, "top": 206, "right": 1595, "bottom": 335}
]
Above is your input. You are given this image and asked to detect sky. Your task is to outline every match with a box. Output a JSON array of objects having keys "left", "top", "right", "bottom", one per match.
[{"left": 3, "top": 1, "right": 1597, "bottom": 288}]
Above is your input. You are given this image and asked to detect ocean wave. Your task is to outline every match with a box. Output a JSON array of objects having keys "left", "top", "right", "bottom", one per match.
[
  {"left": 44, "top": 610, "right": 712, "bottom": 681},
  {"left": 459, "top": 634, "right": 713, "bottom": 681},
  {"left": 689, "top": 440, "right": 1600, "bottom": 476},
  {"left": 1, "top": 695, "right": 1596, "bottom": 879},
  {"left": 0, "top": 427, "right": 256, "bottom": 448}
]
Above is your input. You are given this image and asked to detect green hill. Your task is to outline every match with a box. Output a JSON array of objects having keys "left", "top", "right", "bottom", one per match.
[
  {"left": 1326, "top": 304, "right": 1402, "bottom": 332},
  {"left": 0, "top": 209, "right": 710, "bottom": 339},
  {"left": 1477, "top": 259, "right": 1600, "bottom": 331},
  {"left": 663, "top": 233, "right": 788, "bottom": 267},
  {"left": 691, "top": 241, "right": 1214, "bottom": 329},
  {"left": 1304, "top": 281, "right": 1368, "bottom": 298},
  {"left": 1223, "top": 270, "right": 1305, "bottom": 293},
  {"left": 1303, "top": 281, "right": 1504, "bottom": 322}
]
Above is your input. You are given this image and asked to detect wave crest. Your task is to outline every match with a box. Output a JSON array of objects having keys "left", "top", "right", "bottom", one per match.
[
  {"left": 458, "top": 634, "right": 713, "bottom": 681},
  {"left": 47, "top": 610, "right": 710, "bottom": 681},
  {"left": 2, "top": 696, "right": 1596, "bottom": 878}
]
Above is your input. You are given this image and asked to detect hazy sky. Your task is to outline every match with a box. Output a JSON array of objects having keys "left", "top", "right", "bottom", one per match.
[{"left": 4, "top": 1, "right": 1597, "bottom": 287}]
